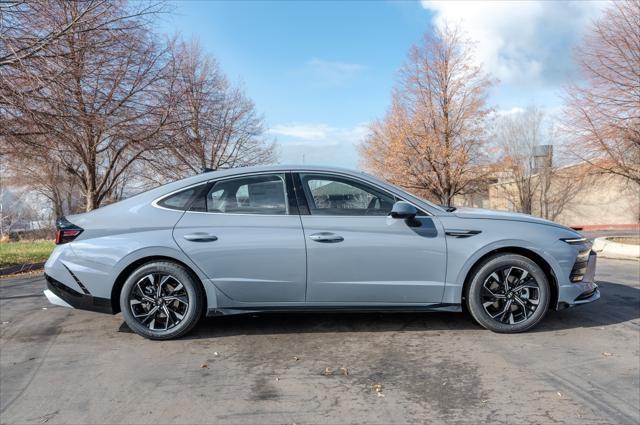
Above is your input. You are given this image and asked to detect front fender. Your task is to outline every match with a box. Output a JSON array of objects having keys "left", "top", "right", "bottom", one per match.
[{"left": 442, "top": 238, "right": 564, "bottom": 305}]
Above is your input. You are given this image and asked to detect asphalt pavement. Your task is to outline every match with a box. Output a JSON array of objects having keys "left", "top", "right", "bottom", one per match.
[{"left": 1, "top": 258, "right": 639, "bottom": 424}]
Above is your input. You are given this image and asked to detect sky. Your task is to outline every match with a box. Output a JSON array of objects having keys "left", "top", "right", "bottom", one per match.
[{"left": 160, "top": 0, "right": 608, "bottom": 169}]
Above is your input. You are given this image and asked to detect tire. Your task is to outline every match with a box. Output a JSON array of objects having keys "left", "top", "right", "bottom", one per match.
[
  {"left": 120, "top": 261, "right": 203, "bottom": 340},
  {"left": 467, "top": 254, "right": 550, "bottom": 333}
]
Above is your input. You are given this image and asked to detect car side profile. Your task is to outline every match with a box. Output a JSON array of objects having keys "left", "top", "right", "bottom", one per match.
[{"left": 44, "top": 165, "right": 599, "bottom": 339}]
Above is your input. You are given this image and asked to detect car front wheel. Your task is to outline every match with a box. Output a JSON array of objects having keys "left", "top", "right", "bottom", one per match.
[
  {"left": 467, "top": 254, "right": 550, "bottom": 333},
  {"left": 120, "top": 261, "right": 203, "bottom": 340}
]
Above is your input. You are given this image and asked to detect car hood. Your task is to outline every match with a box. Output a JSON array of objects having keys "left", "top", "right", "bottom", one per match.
[{"left": 452, "top": 207, "right": 571, "bottom": 230}]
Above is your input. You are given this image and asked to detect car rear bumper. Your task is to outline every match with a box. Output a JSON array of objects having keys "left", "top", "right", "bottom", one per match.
[
  {"left": 44, "top": 273, "right": 114, "bottom": 314},
  {"left": 557, "top": 251, "right": 600, "bottom": 310}
]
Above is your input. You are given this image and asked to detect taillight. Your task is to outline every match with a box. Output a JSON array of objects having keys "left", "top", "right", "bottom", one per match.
[{"left": 55, "top": 217, "right": 83, "bottom": 245}]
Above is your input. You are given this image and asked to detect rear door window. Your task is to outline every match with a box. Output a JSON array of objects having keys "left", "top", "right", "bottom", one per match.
[{"left": 201, "top": 174, "right": 288, "bottom": 215}]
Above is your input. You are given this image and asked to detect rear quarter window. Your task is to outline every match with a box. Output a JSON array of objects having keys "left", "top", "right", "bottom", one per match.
[{"left": 156, "top": 186, "right": 202, "bottom": 211}]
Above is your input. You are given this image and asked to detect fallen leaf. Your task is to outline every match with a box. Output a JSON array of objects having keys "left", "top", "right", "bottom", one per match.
[{"left": 200, "top": 363, "right": 208, "bottom": 369}]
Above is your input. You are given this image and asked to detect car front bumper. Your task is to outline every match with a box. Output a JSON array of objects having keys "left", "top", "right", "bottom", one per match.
[{"left": 557, "top": 251, "right": 600, "bottom": 310}]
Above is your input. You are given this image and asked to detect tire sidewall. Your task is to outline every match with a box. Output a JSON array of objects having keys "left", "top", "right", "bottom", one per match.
[
  {"left": 467, "top": 254, "right": 550, "bottom": 333},
  {"left": 120, "top": 262, "right": 202, "bottom": 340}
]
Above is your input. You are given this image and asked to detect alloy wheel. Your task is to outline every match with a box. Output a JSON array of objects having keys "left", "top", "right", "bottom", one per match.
[
  {"left": 128, "top": 273, "right": 190, "bottom": 331},
  {"left": 481, "top": 266, "right": 540, "bottom": 325}
]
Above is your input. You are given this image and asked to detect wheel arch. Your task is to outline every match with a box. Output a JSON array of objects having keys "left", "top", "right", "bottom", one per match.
[
  {"left": 460, "top": 246, "right": 559, "bottom": 311},
  {"left": 110, "top": 255, "right": 209, "bottom": 314}
]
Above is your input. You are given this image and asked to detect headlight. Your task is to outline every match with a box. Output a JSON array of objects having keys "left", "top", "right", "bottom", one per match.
[{"left": 560, "top": 237, "right": 587, "bottom": 245}]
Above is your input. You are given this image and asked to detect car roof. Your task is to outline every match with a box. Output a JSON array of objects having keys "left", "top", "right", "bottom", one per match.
[
  {"left": 173, "top": 164, "right": 376, "bottom": 187},
  {"left": 200, "top": 164, "right": 369, "bottom": 176}
]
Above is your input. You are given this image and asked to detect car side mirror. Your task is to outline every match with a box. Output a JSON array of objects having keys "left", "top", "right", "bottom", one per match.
[{"left": 389, "top": 201, "right": 417, "bottom": 220}]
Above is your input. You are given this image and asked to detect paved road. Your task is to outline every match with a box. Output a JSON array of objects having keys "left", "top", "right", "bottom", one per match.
[{"left": 1, "top": 258, "right": 638, "bottom": 424}]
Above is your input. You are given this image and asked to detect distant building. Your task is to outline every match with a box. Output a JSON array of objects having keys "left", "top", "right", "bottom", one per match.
[{"left": 456, "top": 159, "right": 639, "bottom": 229}]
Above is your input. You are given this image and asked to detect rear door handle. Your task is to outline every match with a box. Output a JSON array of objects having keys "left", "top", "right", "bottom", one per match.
[
  {"left": 183, "top": 233, "right": 218, "bottom": 242},
  {"left": 309, "top": 232, "right": 344, "bottom": 243}
]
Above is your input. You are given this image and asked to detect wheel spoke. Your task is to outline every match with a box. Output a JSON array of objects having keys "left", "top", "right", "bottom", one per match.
[
  {"left": 513, "top": 296, "right": 529, "bottom": 319},
  {"left": 490, "top": 299, "right": 511, "bottom": 319},
  {"left": 164, "top": 295, "right": 188, "bottom": 305},
  {"left": 137, "top": 305, "right": 159, "bottom": 320},
  {"left": 167, "top": 303, "right": 185, "bottom": 320},
  {"left": 489, "top": 272, "right": 500, "bottom": 283},
  {"left": 500, "top": 300, "right": 513, "bottom": 322},
  {"left": 502, "top": 267, "right": 514, "bottom": 291},
  {"left": 516, "top": 270, "right": 528, "bottom": 285},
  {"left": 162, "top": 305, "right": 172, "bottom": 330},
  {"left": 512, "top": 282, "right": 537, "bottom": 293}
]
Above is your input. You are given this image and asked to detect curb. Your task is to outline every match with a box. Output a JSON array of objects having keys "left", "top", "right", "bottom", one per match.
[
  {"left": 592, "top": 237, "right": 640, "bottom": 260},
  {"left": 0, "top": 262, "right": 46, "bottom": 277}
]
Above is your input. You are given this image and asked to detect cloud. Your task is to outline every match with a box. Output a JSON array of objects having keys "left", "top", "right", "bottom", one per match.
[
  {"left": 492, "top": 107, "right": 526, "bottom": 117},
  {"left": 268, "top": 122, "right": 369, "bottom": 168},
  {"left": 304, "top": 58, "right": 364, "bottom": 86},
  {"left": 421, "top": 0, "right": 607, "bottom": 86},
  {"left": 268, "top": 123, "right": 333, "bottom": 140}
]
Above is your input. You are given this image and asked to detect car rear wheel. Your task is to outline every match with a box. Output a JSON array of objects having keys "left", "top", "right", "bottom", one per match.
[
  {"left": 467, "top": 254, "right": 550, "bottom": 333},
  {"left": 120, "top": 261, "right": 203, "bottom": 340}
]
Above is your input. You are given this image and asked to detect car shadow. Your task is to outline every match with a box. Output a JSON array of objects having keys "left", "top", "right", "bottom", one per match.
[{"left": 118, "top": 280, "right": 639, "bottom": 338}]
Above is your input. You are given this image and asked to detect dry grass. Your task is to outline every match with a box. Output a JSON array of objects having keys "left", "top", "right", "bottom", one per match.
[
  {"left": 0, "top": 240, "right": 55, "bottom": 268},
  {"left": 609, "top": 237, "right": 640, "bottom": 246}
]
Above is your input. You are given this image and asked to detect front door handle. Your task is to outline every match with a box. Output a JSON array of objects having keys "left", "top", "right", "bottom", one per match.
[
  {"left": 183, "top": 232, "right": 218, "bottom": 242},
  {"left": 309, "top": 232, "right": 344, "bottom": 243}
]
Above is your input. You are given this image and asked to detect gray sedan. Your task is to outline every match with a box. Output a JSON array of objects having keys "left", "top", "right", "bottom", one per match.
[{"left": 44, "top": 165, "right": 599, "bottom": 339}]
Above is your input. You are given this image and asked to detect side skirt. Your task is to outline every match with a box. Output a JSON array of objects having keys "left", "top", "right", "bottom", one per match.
[{"left": 206, "top": 303, "right": 462, "bottom": 317}]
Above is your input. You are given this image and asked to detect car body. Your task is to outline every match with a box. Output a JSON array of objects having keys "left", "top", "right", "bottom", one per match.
[{"left": 44, "top": 165, "right": 599, "bottom": 339}]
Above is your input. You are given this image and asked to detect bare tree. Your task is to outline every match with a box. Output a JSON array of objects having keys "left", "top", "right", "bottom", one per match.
[
  {"left": 1, "top": 1, "right": 173, "bottom": 211},
  {"left": 563, "top": 0, "right": 640, "bottom": 184},
  {"left": 0, "top": 0, "right": 162, "bottom": 68},
  {"left": 359, "top": 25, "right": 494, "bottom": 206},
  {"left": 493, "top": 107, "right": 586, "bottom": 220},
  {"left": 493, "top": 107, "right": 547, "bottom": 214},
  {"left": 145, "top": 39, "right": 275, "bottom": 183}
]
